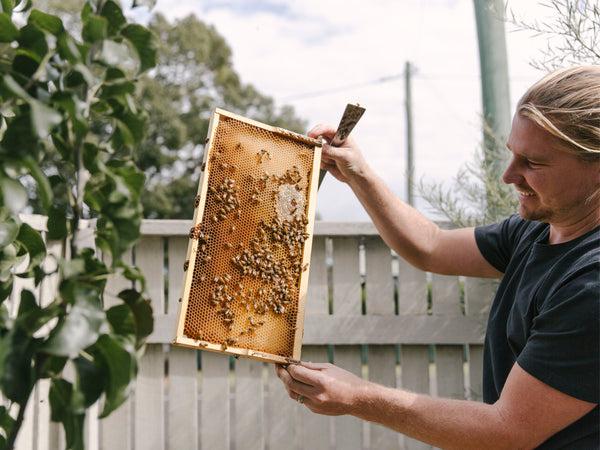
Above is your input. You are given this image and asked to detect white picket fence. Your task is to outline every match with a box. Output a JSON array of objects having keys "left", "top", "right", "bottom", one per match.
[{"left": 6, "top": 216, "right": 494, "bottom": 450}]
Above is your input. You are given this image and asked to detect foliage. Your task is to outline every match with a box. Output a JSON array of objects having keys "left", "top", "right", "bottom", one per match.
[
  {"left": 506, "top": 0, "right": 600, "bottom": 71},
  {"left": 136, "top": 13, "right": 308, "bottom": 219},
  {"left": 418, "top": 144, "right": 518, "bottom": 228},
  {"left": 420, "top": 0, "right": 599, "bottom": 228},
  {"left": 0, "top": 0, "right": 156, "bottom": 448}
]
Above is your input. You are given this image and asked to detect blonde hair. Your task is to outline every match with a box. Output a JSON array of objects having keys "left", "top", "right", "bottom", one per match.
[{"left": 517, "top": 65, "right": 600, "bottom": 162}]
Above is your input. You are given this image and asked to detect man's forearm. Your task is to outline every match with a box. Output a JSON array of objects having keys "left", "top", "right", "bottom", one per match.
[
  {"left": 354, "top": 383, "right": 523, "bottom": 450},
  {"left": 347, "top": 167, "right": 442, "bottom": 271}
]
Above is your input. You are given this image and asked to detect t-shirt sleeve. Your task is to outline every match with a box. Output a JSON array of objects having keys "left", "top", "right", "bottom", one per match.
[
  {"left": 518, "top": 266, "right": 600, "bottom": 403},
  {"left": 474, "top": 215, "right": 526, "bottom": 273}
]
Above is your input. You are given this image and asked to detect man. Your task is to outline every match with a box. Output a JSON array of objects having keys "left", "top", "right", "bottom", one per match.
[{"left": 276, "top": 65, "right": 599, "bottom": 448}]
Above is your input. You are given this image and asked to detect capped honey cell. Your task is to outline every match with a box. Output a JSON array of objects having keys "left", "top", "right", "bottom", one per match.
[{"left": 173, "top": 108, "right": 322, "bottom": 364}]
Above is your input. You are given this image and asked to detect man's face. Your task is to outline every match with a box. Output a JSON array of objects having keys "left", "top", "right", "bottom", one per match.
[{"left": 503, "top": 114, "right": 600, "bottom": 229}]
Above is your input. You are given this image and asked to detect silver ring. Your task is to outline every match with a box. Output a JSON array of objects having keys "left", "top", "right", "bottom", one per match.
[{"left": 297, "top": 394, "right": 304, "bottom": 404}]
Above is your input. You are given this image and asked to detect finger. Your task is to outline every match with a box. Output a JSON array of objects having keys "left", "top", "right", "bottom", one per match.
[
  {"left": 286, "top": 362, "right": 328, "bottom": 386},
  {"left": 308, "top": 124, "right": 336, "bottom": 140}
]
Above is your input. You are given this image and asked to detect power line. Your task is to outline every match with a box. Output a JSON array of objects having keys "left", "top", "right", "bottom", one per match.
[{"left": 280, "top": 73, "right": 405, "bottom": 101}]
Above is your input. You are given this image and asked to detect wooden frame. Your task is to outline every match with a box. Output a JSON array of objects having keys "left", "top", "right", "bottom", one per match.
[{"left": 173, "top": 108, "right": 322, "bottom": 364}]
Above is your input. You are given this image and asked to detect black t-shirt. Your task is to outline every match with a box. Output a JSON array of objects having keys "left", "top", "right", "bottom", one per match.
[{"left": 475, "top": 215, "right": 599, "bottom": 449}]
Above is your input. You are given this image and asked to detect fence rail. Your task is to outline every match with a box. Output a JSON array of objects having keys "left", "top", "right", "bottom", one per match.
[{"left": 6, "top": 217, "right": 494, "bottom": 450}]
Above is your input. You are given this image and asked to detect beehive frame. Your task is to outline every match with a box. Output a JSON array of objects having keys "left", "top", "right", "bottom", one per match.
[{"left": 173, "top": 108, "right": 322, "bottom": 364}]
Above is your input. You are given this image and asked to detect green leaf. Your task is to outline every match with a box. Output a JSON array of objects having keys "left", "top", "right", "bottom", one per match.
[
  {"left": 22, "top": 155, "right": 52, "bottom": 211},
  {"left": 0, "top": 0, "right": 14, "bottom": 15},
  {"left": 48, "top": 378, "right": 72, "bottom": 421},
  {"left": 0, "top": 327, "right": 35, "bottom": 403},
  {"left": 47, "top": 205, "right": 69, "bottom": 240},
  {"left": 28, "top": 9, "right": 64, "bottom": 36},
  {"left": 38, "top": 354, "right": 67, "bottom": 378},
  {"left": 48, "top": 378, "right": 85, "bottom": 450},
  {"left": 120, "top": 24, "right": 157, "bottom": 74},
  {"left": 0, "top": 177, "right": 27, "bottom": 215},
  {"left": 74, "top": 356, "right": 103, "bottom": 408},
  {"left": 106, "top": 304, "right": 136, "bottom": 339},
  {"left": 16, "top": 222, "right": 46, "bottom": 272},
  {"left": 99, "top": 39, "right": 129, "bottom": 67},
  {"left": 0, "top": 218, "right": 18, "bottom": 250},
  {"left": 81, "top": 14, "right": 106, "bottom": 43},
  {"left": 0, "top": 405, "right": 15, "bottom": 437},
  {"left": 14, "top": 289, "right": 60, "bottom": 336},
  {"left": 0, "top": 12, "right": 18, "bottom": 42},
  {"left": 94, "top": 335, "right": 135, "bottom": 418},
  {"left": 41, "top": 281, "right": 106, "bottom": 357},
  {"left": 29, "top": 100, "right": 62, "bottom": 138},
  {"left": 99, "top": 0, "right": 126, "bottom": 37},
  {"left": 118, "top": 289, "right": 153, "bottom": 345}
]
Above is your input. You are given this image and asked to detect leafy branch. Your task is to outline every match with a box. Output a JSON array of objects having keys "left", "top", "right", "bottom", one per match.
[
  {"left": 506, "top": 0, "right": 600, "bottom": 71},
  {"left": 0, "top": 1, "right": 157, "bottom": 448}
]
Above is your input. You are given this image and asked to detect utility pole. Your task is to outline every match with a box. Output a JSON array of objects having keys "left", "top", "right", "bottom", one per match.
[
  {"left": 473, "top": 0, "right": 511, "bottom": 178},
  {"left": 405, "top": 61, "right": 414, "bottom": 206}
]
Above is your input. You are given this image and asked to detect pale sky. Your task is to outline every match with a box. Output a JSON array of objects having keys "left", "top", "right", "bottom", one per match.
[{"left": 130, "top": 0, "right": 560, "bottom": 221}]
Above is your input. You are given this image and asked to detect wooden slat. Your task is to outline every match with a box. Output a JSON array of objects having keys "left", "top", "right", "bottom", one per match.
[
  {"left": 434, "top": 345, "right": 464, "bottom": 400},
  {"left": 301, "top": 315, "right": 487, "bottom": 345},
  {"left": 267, "top": 361, "right": 300, "bottom": 450},
  {"left": 464, "top": 277, "right": 495, "bottom": 316},
  {"left": 103, "top": 250, "right": 133, "bottom": 309},
  {"left": 200, "top": 352, "right": 230, "bottom": 450},
  {"left": 300, "top": 346, "right": 330, "bottom": 450},
  {"left": 305, "top": 235, "right": 329, "bottom": 315},
  {"left": 430, "top": 274, "right": 461, "bottom": 316},
  {"left": 368, "top": 345, "right": 399, "bottom": 449},
  {"left": 331, "top": 237, "right": 361, "bottom": 316},
  {"left": 468, "top": 345, "right": 484, "bottom": 402},
  {"left": 100, "top": 398, "right": 132, "bottom": 449},
  {"left": 147, "top": 313, "right": 488, "bottom": 345},
  {"left": 397, "top": 259, "right": 428, "bottom": 315},
  {"left": 167, "top": 236, "right": 189, "bottom": 315},
  {"left": 234, "top": 358, "right": 265, "bottom": 450},
  {"left": 464, "top": 277, "right": 494, "bottom": 403},
  {"left": 333, "top": 346, "right": 363, "bottom": 450},
  {"left": 135, "top": 236, "right": 165, "bottom": 314},
  {"left": 139, "top": 219, "right": 381, "bottom": 237},
  {"left": 400, "top": 345, "right": 432, "bottom": 450},
  {"left": 134, "top": 343, "right": 165, "bottom": 450},
  {"left": 168, "top": 346, "right": 198, "bottom": 450},
  {"left": 364, "top": 236, "right": 394, "bottom": 315}
]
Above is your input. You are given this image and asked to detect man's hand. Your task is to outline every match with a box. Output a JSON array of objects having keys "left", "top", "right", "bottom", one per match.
[
  {"left": 275, "top": 361, "right": 367, "bottom": 416},
  {"left": 309, "top": 124, "right": 370, "bottom": 185}
]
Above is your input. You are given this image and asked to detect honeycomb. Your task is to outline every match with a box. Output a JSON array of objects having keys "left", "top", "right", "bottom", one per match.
[{"left": 173, "top": 108, "right": 322, "bottom": 364}]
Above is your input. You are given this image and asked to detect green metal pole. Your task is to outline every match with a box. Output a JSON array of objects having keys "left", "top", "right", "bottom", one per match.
[{"left": 473, "top": 0, "right": 512, "bottom": 177}]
